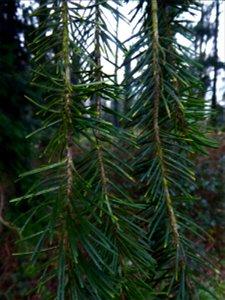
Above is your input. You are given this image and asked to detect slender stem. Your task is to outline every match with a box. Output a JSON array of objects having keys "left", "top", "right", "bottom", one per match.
[
  {"left": 0, "top": 185, "right": 20, "bottom": 236},
  {"left": 94, "top": 0, "right": 108, "bottom": 197},
  {"left": 151, "top": 0, "right": 179, "bottom": 247},
  {"left": 62, "top": 0, "right": 73, "bottom": 201},
  {"left": 94, "top": 1, "right": 115, "bottom": 219}
]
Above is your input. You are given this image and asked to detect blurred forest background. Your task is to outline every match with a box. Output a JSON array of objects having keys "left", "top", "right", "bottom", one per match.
[{"left": 0, "top": 0, "right": 225, "bottom": 299}]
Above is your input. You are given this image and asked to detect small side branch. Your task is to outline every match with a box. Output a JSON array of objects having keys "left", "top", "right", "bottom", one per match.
[{"left": 0, "top": 185, "right": 20, "bottom": 235}]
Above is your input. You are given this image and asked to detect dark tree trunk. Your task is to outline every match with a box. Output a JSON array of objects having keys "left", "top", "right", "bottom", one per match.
[{"left": 211, "top": 0, "right": 220, "bottom": 110}]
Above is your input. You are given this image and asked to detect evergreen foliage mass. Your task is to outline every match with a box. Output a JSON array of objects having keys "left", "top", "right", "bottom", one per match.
[{"left": 8, "top": 0, "right": 220, "bottom": 299}]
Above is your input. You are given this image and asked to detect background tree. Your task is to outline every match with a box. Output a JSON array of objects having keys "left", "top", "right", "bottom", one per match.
[
  {"left": 0, "top": 0, "right": 36, "bottom": 298},
  {"left": 0, "top": 0, "right": 32, "bottom": 185},
  {"left": 193, "top": 0, "right": 225, "bottom": 124}
]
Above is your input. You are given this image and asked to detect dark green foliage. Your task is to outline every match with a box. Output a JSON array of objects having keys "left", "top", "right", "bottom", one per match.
[
  {"left": 7, "top": 0, "right": 221, "bottom": 299},
  {"left": 11, "top": 1, "right": 154, "bottom": 299},
  {"left": 124, "top": 0, "right": 217, "bottom": 298}
]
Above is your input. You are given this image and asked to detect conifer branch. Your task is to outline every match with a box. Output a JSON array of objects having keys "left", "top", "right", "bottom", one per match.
[
  {"left": 95, "top": 1, "right": 107, "bottom": 194},
  {"left": 62, "top": 0, "right": 73, "bottom": 201},
  {"left": 151, "top": 0, "right": 179, "bottom": 247},
  {"left": 94, "top": 0, "right": 113, "bottom": 217}
]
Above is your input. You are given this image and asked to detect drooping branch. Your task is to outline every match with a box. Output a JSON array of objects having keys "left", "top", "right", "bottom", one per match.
[
  {"left": 151, "top": 0, "right": 179, "bottom": 247},
  {"left": 94, "top": 0, "right": 107, "bottom": 195},
  {"left": 62, "top": 0, "right": 73, "bottom": 201},
  {"left": 94, "top": 0, "right": 114, "bottom": 217}
]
